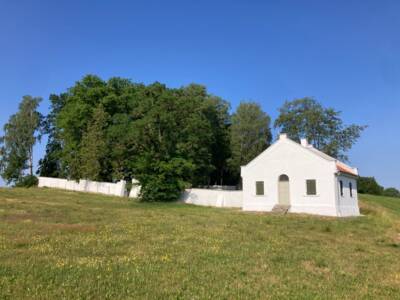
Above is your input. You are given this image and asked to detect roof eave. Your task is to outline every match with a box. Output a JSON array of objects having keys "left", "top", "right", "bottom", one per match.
[{"left": 335, "top": 171, "right": 358, "bottom": 179}]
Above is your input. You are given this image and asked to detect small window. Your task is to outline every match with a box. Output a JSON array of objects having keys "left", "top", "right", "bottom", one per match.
[
  {"left": 306, "top": 180, "right": 317, "bottom": 195},
  {"left": 339, "top": 180, "right": 344, "bottom": 196},
  {"left": 256, "top": 181, "right": 264, "bottom": 195},
  {"left": 349, "top": 182, "right": 353, "bottom": 197}
]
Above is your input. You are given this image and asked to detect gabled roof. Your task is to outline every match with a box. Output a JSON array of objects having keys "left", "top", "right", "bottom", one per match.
[
  {"left": 295, "top": 136, "right": 359, "bottom": 177},
  {"left": 243, "top": 134, "right": 358, "bottom": 177},
  {"left": 305, "top": 145, "right": 336, "bottom": 161}
]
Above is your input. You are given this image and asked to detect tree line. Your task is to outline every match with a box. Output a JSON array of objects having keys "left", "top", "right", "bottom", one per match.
[
  {"left": 1, "top": 75, "right": 367, "bottom": 201},
  {"left": 358, "top": 177, "right": 400, "bottom": 198}
]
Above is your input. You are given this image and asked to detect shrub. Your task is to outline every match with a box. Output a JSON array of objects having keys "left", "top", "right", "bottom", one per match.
[
  {"left": 383, "top": 188, "right": 400, "bottom": 198},
  {"left": 135, "top": 157, "right": 193, "bottom": 202},
  {"left": 15, "top": 175, "right": 38, "bottom": 188},
  {"left": 357, "top": 177, "right": 384, "bottom": 195}
]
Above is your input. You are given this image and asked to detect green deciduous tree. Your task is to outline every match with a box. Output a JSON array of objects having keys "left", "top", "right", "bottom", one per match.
[
  {"left": 274, "top": 97, "right": 366, "bottom": 161},
  {"left": 38, "top": 93, "right": 67, "bottom": 178},
  {"left": 135, "top": 156, "right": 194, "bottom": 202},
  {"left": 357, "top": 176, "right": 384, "bottom": 195},
  {"left": 129, "top": 83, "right": 224, "bottom": 200},
  {"left": 0, "top": 96, "right": 42, "bottom": 185},
  {"left": 228, "top": 102, "right": 272, "bottom": 181},
  {"left": 42, "top": 75, "right": 233, "bottom": 201},
  {"left": 56, "top": 75, "right": 108, "bottom": 179},
  {"left": 383, "top": 187, "right": 400, "bottom": 198},
  {"left": 39, "top": 75, "right": 368, "bottom": 201},
  {"left": 80, "top": 105, "right": 109, "bottom": 181},
  {"left": 358, "top": 176, "right": 399, "bottom": 198}
]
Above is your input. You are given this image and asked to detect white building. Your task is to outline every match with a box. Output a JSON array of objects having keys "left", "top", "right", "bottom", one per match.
[{"left": 240, "top": 134, "right": 360, "bottom": 217}]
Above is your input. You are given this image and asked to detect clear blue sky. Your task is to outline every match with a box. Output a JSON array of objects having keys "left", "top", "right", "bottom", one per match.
[{"left": 0, "top": 0, "right": 399, "bottom": 188}]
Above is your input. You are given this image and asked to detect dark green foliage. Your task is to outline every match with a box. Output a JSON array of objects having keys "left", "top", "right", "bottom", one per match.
[
  {"left": 37, "top": 76, "right": 366, "bottom": 201},
  {"left": 129, "top": 83, "right": 228, "bottom": 200},
  {"left": 37, "top": 140, "right": 63, "bottom": 178},
  {"left": 79, "top": 105, "right": 109, "bottom": 181},
  {"left": 274, "top": 97, "right": 366, "bottom": 161},
  {"left": 43, "top": 75, "right": 233, "bottom": 201},
  {"left": 358, "top": 177, "right": 399, "bottom": 199},
  {"left": 38, "top": 94, "right": 67, "bottom": 178},
  {"left": 56, "top": 75, "right": 109, "bottom": 179},
  {"left": 383, "top": 187, "right": 400, "bottom": 198},
  {"left": 135, "top": 157, "right": 193, "bottom": 202},
  {"left": 0, "top": 96, "right": 42, "bottom": 185},
  {"left": 358, "top": 176, "right": 384, "bottom": 195},
  {"left": 202, "top": 95, "right": 231, "bottom": 185},
  {"left": 14, "top": 175, "right": 38, "bottom": 188},
  {"left": 228, "top": 102, "right": 272, "bottom": 182}
]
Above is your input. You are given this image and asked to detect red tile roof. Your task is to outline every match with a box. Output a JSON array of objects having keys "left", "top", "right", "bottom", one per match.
[{"left": 336, "top": 163, "right": 358, "bottom": 176}]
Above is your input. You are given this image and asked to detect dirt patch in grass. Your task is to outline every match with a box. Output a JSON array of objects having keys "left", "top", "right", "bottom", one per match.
[
  {"left": 389, "top": 233, "right": 400, "bottom": 248},
  {"left": 42, "top": 223, "right": 97, "bottom": 233},
  {"left": 2, "top": 213, "right": 39, "bottom": 223},
  {"left": 302, "top": 260, "right": 331, "bottom": 276},
  {"left": 2, "top": 213, "right": 97, "bottom": 234}
]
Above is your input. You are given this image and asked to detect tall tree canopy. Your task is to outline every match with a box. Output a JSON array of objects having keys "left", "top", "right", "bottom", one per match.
[
  {"left": 274, "top": 97, "right": 366, "bottom": 161},
  {"left": 228, "top": 102, "right": 272, "bottom": 181},
  {"left": 0, "top": 96, "right": 42, "bottom": 185},
  {"left": 36, "top": 77, "right": 366, "bottom": 201},
  {"left": 79, "top": 105, "right": 109, "bottom": 181},
  {"left": 39, "top": 75, "right": 231, "bottom": 200},
  {"left": 37, "top": 93, "right": 67, "bottom": 178}
]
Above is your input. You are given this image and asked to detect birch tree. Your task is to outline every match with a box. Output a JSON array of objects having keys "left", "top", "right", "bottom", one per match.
[{"left": 0, "top": 96, "right": 42, "bottom": 185}]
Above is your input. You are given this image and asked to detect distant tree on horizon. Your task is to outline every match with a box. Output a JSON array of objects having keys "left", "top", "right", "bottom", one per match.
[
  {"left": 0, "top": 96, "right": 42, "bottom": 185},
  {"left": 357, "top": 176, "right": 384, "bottom": 195},
  {"left": 383, "top": 187, "right": 400, "bottom": 198},
  {"left": 357, "top": 176, "right": 400, "bottom": 198},
  {"left": 228, "top": 102, "right": 272, "bottom": 182},
  {"left": 274, "top": 97, "right": 366, "bottom": 161}
]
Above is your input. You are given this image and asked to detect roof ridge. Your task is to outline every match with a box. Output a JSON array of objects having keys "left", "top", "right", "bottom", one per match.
[
  {"left": 242, "top": 135, "right": 358, "bottom": 176},
  {"left": 286, "top": 137, "right": 358, "bottom": 175}
]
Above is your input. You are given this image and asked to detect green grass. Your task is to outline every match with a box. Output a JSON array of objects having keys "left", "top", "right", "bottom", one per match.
[{"left": 0, "top": 188, "right": 399, "bottom": 299}]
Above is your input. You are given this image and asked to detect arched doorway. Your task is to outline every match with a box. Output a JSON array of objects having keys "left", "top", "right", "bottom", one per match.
[{"left": 278, "top": 175, "right": 290, "bottom": 205}]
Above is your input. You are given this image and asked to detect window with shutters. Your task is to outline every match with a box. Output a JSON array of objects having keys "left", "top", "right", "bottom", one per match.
[
  {"left": 306, "top": 179, "right": 317, "bottom": 195},
  {"left": 255, "top": 181, "right": 264, "bottom": 195}
]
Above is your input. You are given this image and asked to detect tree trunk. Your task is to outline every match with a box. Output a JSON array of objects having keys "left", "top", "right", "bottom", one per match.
[{"left": 29, "top": 147, "right": 33, "bottom": 176}]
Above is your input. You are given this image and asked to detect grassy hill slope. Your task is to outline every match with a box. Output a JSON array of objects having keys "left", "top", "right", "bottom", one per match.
[{"left": 0, "top": 188, "right": 399, "bottom": 299}]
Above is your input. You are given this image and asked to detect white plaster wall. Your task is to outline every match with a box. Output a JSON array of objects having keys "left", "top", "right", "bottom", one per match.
[
  {"left": 129, "top": 179, "right": 141, "bottom": 198},
  {"left": 241, "top": 138, "right": 339, "bottom": 216},
  {"left": 181, "top": 188, "right": 243, "bottom": 208},
  {"left": 114, "top": 180, "right": 127, "bottom": 197},
  {"left": 86, "top": 181, "right": 99, "bottom": 194},
  {"left": 38, "top": 177, "right": 127, "bottom": 198},
  {"left": 204, "top": 185, "right": 238, "bottom": 190},
  {"left": 65, "top": 180, "right": 80, "bottom": 191},
  {"left": 97, "top": 182, "right": 109, "bottom": 195},
  {"left": 336, "top": 175, "right": 360, "bottom": 217},
  {"left": 39, "top": 177, "right": 68, "bottom": 190}
]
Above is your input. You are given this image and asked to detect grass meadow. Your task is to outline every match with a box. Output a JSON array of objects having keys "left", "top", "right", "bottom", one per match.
[{"left": 0, "top": 188, "right": 399, "bottom": 299}]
